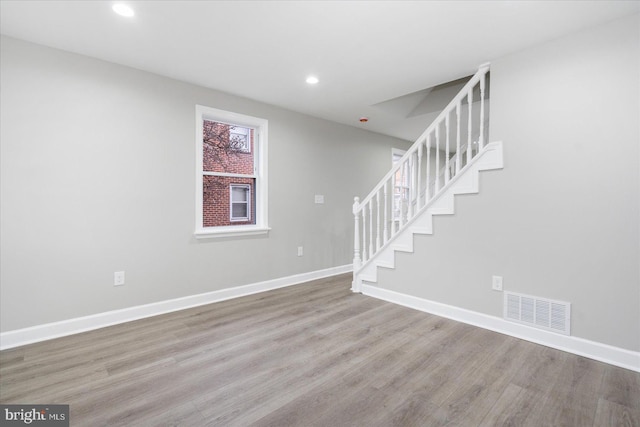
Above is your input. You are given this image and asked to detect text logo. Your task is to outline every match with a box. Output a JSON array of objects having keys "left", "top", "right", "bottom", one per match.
[{"left": 1, "top": 405, "right": 69, "bottom": 426}]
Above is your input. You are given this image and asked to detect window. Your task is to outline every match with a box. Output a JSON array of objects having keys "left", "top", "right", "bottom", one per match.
[
  {"left": 230, "top": 127, "right": 251, "bottom": 153},
  {"left": 230, "top": 184, "right": 251, "bottom": 221},
  {"left": 195, "top": 105, "right": 269, "bottom": 238}
]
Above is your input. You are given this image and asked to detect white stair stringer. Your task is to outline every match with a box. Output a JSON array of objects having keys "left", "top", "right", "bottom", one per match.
[{"left": 354, "top": 141, "right": 503, "bottom": 289}]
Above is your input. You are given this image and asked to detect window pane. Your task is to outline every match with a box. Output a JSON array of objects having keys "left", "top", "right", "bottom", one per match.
[
  {"left": 203, "top": 175, "right": 226, "bottom": 228},
  {"left": 203, "top": 120, "right": 254, "bottom": 173},
  {"left": 232, "top": 203, "right": 248, "bottom": 219},
  {"left": 231, "top": 186, "right": 248, "bottom": 202}
]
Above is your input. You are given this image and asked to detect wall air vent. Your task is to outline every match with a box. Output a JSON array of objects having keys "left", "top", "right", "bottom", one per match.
[{"left": 504, "top": 291, "right": 571, "bottom": 335}]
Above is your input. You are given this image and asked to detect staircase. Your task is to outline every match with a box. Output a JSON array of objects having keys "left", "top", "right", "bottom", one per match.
[{"left": 352, "top": 64, "right": 503, "bottom": 292}]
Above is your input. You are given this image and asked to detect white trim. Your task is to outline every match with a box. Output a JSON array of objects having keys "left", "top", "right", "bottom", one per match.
[
  {"left": 361, "top": 284, "right": 640, "bottom": 373},
  {"left": 0, "top": 264, "right": 352, "bottom": 350},
  {"left": 194, "top": 225, "right": 270, "bottom": 239}
]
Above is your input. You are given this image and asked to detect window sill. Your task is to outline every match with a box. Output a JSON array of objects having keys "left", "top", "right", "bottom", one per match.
[{"left": 194, "top": 225, "right": 271, "bottom": 239}]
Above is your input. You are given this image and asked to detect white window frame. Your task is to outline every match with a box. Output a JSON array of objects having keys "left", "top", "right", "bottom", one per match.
[
  {"left": 195, "top": 105, "right": 269, "bottom": 238},
  {"left": 229, "top": 184, "right": 251, "bottom": 222}
]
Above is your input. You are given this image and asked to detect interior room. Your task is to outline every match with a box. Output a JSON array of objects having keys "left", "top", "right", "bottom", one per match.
[{"left": 1, "top": 1, "right": 638, "bottom": 425}]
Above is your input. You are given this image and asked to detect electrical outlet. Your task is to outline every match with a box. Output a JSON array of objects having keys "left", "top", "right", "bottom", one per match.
[
  {"left": 492, "top": 275, "right": 503, "bottom": 291},
  {"left": 114, "top": 271, "right": 125, "bottom": 286},
  {"left": 297, "top": 246, "right": 304, "bottom": 257}
]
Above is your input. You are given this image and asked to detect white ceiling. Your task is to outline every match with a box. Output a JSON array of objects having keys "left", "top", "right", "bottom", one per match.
[{"left": 1, "top": 1, "right": 638, "bottom": 142}]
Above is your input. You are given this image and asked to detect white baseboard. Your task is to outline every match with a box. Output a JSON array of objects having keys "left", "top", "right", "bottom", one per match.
[
  {"left": 0, "top": 264, "right": 353, "bottom": 350},
  {"left": 362, "top": 284, "right": 640, "bottom": 373}
]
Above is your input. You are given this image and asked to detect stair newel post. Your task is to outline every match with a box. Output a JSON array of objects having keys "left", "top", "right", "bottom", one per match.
[
  {"left": 467, "top": 88, "right": 473, "bottom": 164},
  {"left": 435, "top": 124, "right": 441, "bottom": 192},
  {"left": 456, "top": 102, "right": 461, "bottom": 174},
  {"left": 479, "top": 71, "right": 486, "bottom": 150},
  {"left": 426, "top": 134, "right": 431, "bottom": 202},
  {"left": 417, "top": 142, "right": 423, "bottom": 211},
  {"left": 369, "top": 199, "right": 374, "bottom": 258},
  {"left": 445, "top": 112, "right": 450, "bottom": 184},
  {"left": 383, "top": 181, "right": 389, "bottom": 243},
  {"left": 352, "top": 197, "right": 361, "bottom": 287}
]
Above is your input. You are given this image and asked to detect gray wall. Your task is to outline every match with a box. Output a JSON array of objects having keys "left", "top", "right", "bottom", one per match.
[
  {"left": 375, "top": 14, "right": 640, "bottom": 351},
  {"left": 0, "top": 36, "right": 410, "bottom": 332}
]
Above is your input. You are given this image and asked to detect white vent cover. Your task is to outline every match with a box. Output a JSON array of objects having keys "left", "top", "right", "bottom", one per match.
[{"left": 504, "top": 291, "right": 571, "bottom": 335}]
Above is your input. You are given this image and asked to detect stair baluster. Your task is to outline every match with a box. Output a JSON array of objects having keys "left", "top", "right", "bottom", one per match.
[
  {"left": 383, "top": 182, "right": 388, "bottom": 244},
  {"left": 361, "top": 208, "right": 367, "bottom": 262},
  {"left": 426, "top": 134, "right": 431, "bottom": 201},
  {"left": 375, "top": 191, "right": 381, "bottom": 251},
  {"left": 456, "top": 102, "right": 461, "bottom": 175},
  {"left": 445, "top": 113, "right": 451, "bottom": 184},
  {"left": 417, "top": 142, "right": 423, "bottom": 210},
  {"left": 435, "top": 125, "right": 441, "bottom": 193},
  {"left": 368, "top": 200, "right": 373, "bottom": 258},
  {"left": 480, "top": 73, "right": 486, "bottom": 150},
  {"left": 467, "top": 88, "right": 473, "bottom": 164}
]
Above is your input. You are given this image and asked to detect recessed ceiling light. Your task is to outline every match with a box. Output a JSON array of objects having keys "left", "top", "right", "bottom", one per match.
[
  {"left": 112, "top": 3, "right": 135, "bottom": 17},
  {"left": 306, "top": 76, "right": 319, "bottom": 85}
]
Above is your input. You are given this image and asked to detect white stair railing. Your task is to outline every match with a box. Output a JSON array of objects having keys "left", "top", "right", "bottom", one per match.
[{"left": 352, "top": 64, "right": 490, "bottom": 288}]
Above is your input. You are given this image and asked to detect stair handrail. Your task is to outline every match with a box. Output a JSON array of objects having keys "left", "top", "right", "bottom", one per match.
[
  {"left": 353, "top": 63, "right": 490, "bottom": 287},
  {"left": 354, "top": 64, "right": 489, "bottom": 211}
]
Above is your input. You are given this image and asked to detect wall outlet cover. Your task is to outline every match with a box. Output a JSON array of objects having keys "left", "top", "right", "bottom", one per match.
[
  {"left": 114, "top": 271, "right": 125, "bottom": 286},
  {"left": 492, "top": 275, "right": 503, "bottom": 291}
]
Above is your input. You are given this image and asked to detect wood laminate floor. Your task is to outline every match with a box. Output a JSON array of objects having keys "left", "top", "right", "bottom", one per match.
[{"left": 1, "top": 274, "right": 639, "bottom": 426}]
